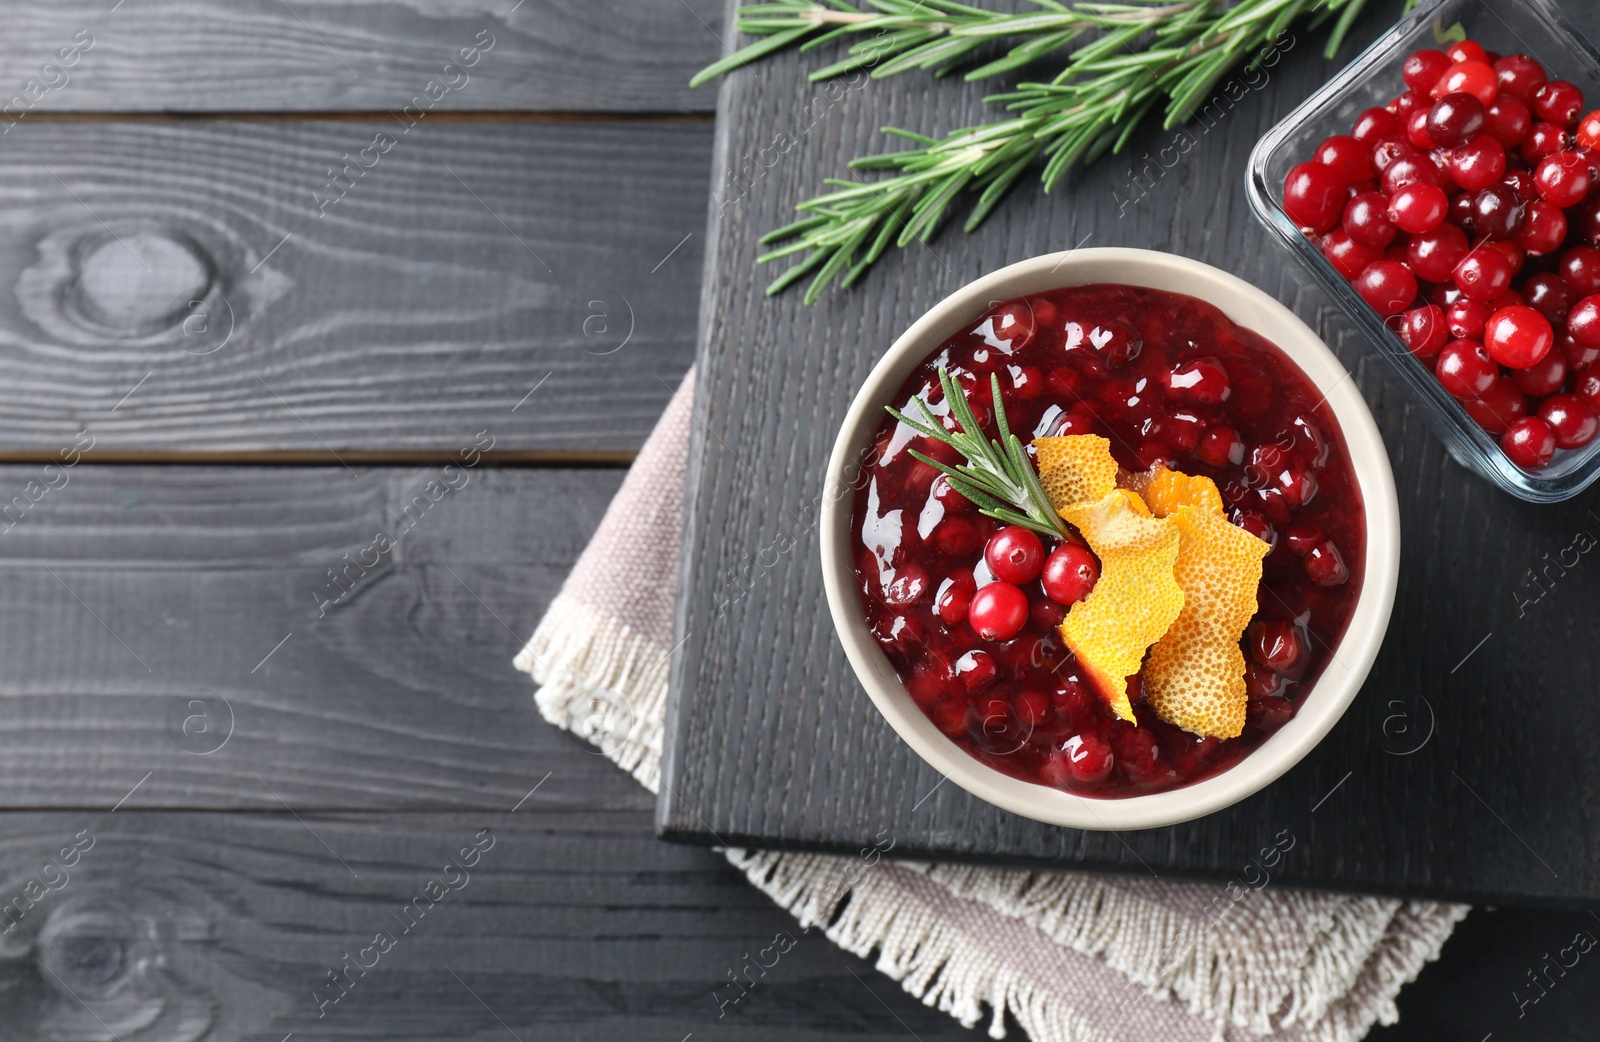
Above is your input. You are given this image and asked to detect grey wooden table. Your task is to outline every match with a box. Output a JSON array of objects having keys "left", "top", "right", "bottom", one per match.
[{"left": 0, "top": 3, "right": 1588, "bottom": 1040}]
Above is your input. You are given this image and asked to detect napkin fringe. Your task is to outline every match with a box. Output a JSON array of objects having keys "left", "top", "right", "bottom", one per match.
[
  {"left": 728, "top": 848, "right": 1115, "bottom": 1042},
  {"left": 515, "top": 594, "right": 666, "bottom": 790}
]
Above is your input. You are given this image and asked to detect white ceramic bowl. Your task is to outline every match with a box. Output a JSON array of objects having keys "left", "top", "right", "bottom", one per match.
[{"left": 820, "top": 248, "right": 1400, "bottom": 831}]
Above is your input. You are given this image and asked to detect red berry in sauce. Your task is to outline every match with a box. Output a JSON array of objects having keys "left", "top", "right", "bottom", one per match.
[
  {"left": 1436, "top": 339, "right": 1499, "bottom": 399},
  {"left": 1195, "top": 425, "right": 1244, "bottom": 467},
  {"left": 955, "top": 649, "right": 999, "bottom": 692},
  {"left": 1013, "top": 688, "right": 1050, "bottom": 728},
  {"left": 1535, "top": 151, "right": 1592, "bottom": 207},
  {"left": 936, "top": 573, "right": 976, "bottom": 625},
  {"left": 1304, "top": 540, "right": 1350, "bottom": 586},
  {"left": 1283, "top": 521, "right": 1324, "bottom": 556},
  {"left": 968, "top": 582, "right": 1028, "bottom": 641},
  {"left": 1249, "top": 620, "right": 1305, "bottom": 673},
  {"left": 1163, "top": 357, "right": 1232, "bottom": 404},
  {"left": 1231, "top": 509, "right": 1276, "bottom": 550},
  {"left": 1538, "top": 393, "right": 1599, "bottom": 448},
  {"left": 1494, "top": 53, "right": 1548, "bottom": 104},
  {"left": 1532, "top": 80, "right": 1585, "bottom": 127},
  {"left": 1041, "top": 543, "right": 1099, "bottom": 606},
  {"left": 1059, "top": 732, "right": 1114, "bottom": 783},
  {"left": 1502, "top": 416, "right": 1557, "bottom": 469},
  {"left": 984, "top": 526, "right": 1044, "bottom": 584},
  {"left": 1484, "top": 305, "right": 1554, "bottom": 368}
]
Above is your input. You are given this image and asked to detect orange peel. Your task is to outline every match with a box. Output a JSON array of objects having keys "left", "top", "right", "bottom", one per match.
[
  {"left": 1143, "top": 504, "right": 1271, "bottom": 739},
  {"left": 1033, "top": 435, "right": 1118, "bottom": 512},
  {"left": 1056, "top": 489, "right": 1184, "bottom": 723},
  {"left": 1122, "top": 462, "right": 1225, "bottom": 518}
]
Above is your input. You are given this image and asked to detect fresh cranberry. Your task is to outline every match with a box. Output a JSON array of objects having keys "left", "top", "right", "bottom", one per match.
[
  {"left": 1446, "top": 297, "right": 1492, "bottom": 338},
  {"left": 1386, "top": 183, "right": 1447, "bottom": 233},
  {"left": 1372, "top": 138, "right": 1419, "bottom": 172},
  {"left": 954, "top": 649, "right": 999, "bottom": 692},
  {"left": 1484, "top": 94, "right": 1533, "bottom": 147},
  {"left": 1059, "top": 732, "right": 1114, "bottom": 783},
  {"left": 1532, "top": 80, "right": 1585, "bottom": 126},
  {"left": 1521, "top": 122, "right": 1567, "bottom": 165},
  {"left": 1314, "top": 134, "right": 1373, "bottom": 182},
  {"left": 1398, "top": 304, "right": 1448, "bottom": 358},
  {"left": 1231, "top": 509, "right": 1276, "bottom": 549},
  {"left": 1516, "top": 199, "right": 1568, "bottom": 255},
  {"left": 1563, "top": 330, "right": 1600, "bottom": 371},
  {"left": 1522, "top": 273, "right": 1574, "bottom": 325},
  {"left": 1449, "top": 134, "right": 1507, "bottom": 191},
  {"left": 1453, "top": 247, "right": 1514, "bottom": 301},
  {"left": 1403, "top": 49, "right": 1452, "bottom": 94},
  {"left": 1409, "top": 223, "right": 1469, "bottom": 281},
  {"left": 1380, "top": 154, "right": 1442, "bottom": 194},
  {"left": 936, "top": 573, "right": 976, "bottom": 625},
  {"left": 1579, "top": 109, "right": 1600, "bottom": 150},
  {"left": 1353, "top": 106, "right": 1402, "bottom": 143},
  {"left": 1304, "top": 540, "right": 1350, "bottom": 586},
  {"left": 1446, "top": 40, "right": 1489, "bottom": 65},
  {"left": 1342, "top": 191, "right": 1396, "bottom": 247},
  {"left": 1471, "top": 183, "right": 1526, "bottom": 240},
  {"left": 984, "top": 526, "right": 1044, "bottom": 584},
  {"left": 1535, "top": 151, "right": 1592, "bottom": 206},
  {"left": 1494, "top": 53, "right": 1548, "bottom": 104},
  {"left": 1406, "top": 108, "right": 1436, "bottom": 149},
  {"left": 1434, "top": 60, "right": 1498, "bottom": 105},
  {"left": 1393, "top": 89, "right": 1430, "bottom": 121},
  {"left": 1487, "top": 240, "right": 1526, "bottom": 278},
  {"left": 968, "top": 582, "right": 1029, "bottom": 641},
  {"left": 1323, "top": 228, "right": 1386, "bottom": 279},
  {"left": 1163, "top": 357, "right": 1232, "bottom": 404},
  {"left": 1510, "top": 351, "right": 1566, "bottom": 396},
  {"left": 1484, "top": 305, "right": 1554, "bottom": 368},
  {"left": 1502, "top": 416, "right": 1557, "bottom": 469},
  {"left": 1196, "top": 425, "right": 1244, "bottom": 467},
  {"left": 1539, "top": 393, "right": 1600, "bottom": 448},
  {"left": 1562, "top": 246, "right": 1600, "bottom": 294},
  {"left": 1249, "top": 620, "right": 1305, "bottom": 673},
  {"left": 1462, "top": 377, "right": 1528, "bottom": 435},
  {"left": 1436, "top": 339, "right": 1499, "bottom": 398},
  {"left": 1426, "top": 92, "right": 1485, "bottom": 146},
  {"left": 1579, "top": 367, "right": 1600, "bottom": 411},
  {"left": 1355, "top": 260, "right": 1417, "bottom": 315},
  {"left": 1040, "top": 543, "right": 1099, "bottom": 605},
  {"left": 1503, "top": 168, "right": 1540, "bottom": 201},
  {"left": 1569, "top": 294, "right": 1600, "bottom": 348}
]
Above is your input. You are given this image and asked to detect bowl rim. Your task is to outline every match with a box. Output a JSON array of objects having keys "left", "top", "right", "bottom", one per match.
[{"left": 819, "top": 247, "right": 1400, "bottom": 831}]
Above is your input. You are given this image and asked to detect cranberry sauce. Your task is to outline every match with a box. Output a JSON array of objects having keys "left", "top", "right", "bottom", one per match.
[{"left": 852, "top": 284, "right": 1367, "bottom": 797}]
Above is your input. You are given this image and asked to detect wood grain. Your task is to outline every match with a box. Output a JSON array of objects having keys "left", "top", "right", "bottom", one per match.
[
  {"left": 0, "top": 463, "right": 650, "bottom": 811},
  {"left": 0, "top": 119, "right": 707, "bottom": 457},
  {"left": 0, "top": 0, "right": 724, "bottom": 114},
  {"left": 663, "top": 0, "right": 1600, "bottom": 906},
  {"left": 0, "top": 810, "right": 977, "bottom": 1042}
]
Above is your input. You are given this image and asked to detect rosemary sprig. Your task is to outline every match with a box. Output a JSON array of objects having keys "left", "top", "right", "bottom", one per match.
[
  {"left": 689, "top": 0, "right": 1200, "bottom": 87},
  {"left": 886, "top": 367, "right": 1068, "bottom": 539}
]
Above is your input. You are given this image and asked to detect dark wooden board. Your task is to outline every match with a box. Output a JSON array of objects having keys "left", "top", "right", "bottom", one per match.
[
  {"left": 662, "top": 0, "right": 1600, "bottom": 906},
  {"left": 0, "top": 463, "right": 657, "bottom": 811},
  {"left": 0, "top": 119, "right": 706, "bottom": 459},
  {"left": 0, "top": 0, "right": 723, "bottom": 113},
  {"left": 0, "top": 809, "right": 978, "bottom": 1042}
]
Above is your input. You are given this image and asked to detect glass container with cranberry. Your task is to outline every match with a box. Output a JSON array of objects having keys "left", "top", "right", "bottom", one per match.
[{"left": 1249, "top": 0, "right": 1600, "bottom": 501}]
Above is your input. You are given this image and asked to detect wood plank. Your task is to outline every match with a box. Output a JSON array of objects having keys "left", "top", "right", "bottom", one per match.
[
  {"left": 0, "top": 464, "right": 653, "bottom": 811},
  {"left": 0, "top": 0, "right": 723, "bottom": 113},
  {"left": 0, "top": 810, "right": 974, "bottom": 1041},
  {"left": 661, "top": 0, "right": 1600, "bottom": 905},
  {"left": 0, "top": 119, "right": 707, "bottom": 457}
]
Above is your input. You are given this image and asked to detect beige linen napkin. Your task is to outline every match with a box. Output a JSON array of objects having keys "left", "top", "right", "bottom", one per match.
[{"left": 515, "top": 369, "right": 1467, "bottom": 1042}]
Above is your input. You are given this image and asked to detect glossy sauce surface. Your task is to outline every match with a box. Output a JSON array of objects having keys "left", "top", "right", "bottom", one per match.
[{"left": 852, "top": 284, "right": 1367, "bottom": 797}]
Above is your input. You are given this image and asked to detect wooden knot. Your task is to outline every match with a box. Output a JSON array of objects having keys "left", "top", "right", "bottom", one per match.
[{"left": 67, "top": 229, "right": 216, "bottom": 337}]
